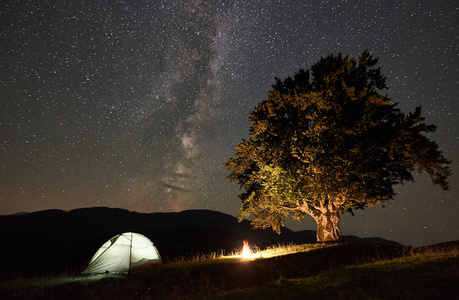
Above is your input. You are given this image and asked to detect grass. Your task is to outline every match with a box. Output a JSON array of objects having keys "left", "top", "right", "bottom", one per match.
[
  {"left": 222, "top": 242, "right": 328, "bottom": 259},
  {"left": 1, "top": 242, "right": 457, "bottom": 299},
  {"left": 219, "top": 245, "right": 459, "bottom": 300},
  {"left": 164, "top": 242, "right": 324, "bottom": 262}
]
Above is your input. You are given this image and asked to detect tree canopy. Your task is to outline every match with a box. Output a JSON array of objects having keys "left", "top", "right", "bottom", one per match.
[{"left": 225, "top": 50, "right": 451, "bottom": 242}]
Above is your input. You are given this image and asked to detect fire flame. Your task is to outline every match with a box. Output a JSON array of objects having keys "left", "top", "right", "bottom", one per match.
[{"left": 241, "top": 240, "right": 252, "bottom": 258}]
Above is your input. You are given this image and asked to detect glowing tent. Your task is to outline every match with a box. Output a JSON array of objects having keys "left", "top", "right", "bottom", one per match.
[{"left": 82, "top": 232, "right": 162, "bottom": 274}]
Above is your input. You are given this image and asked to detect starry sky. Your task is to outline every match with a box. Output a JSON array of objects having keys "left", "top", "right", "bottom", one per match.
[{"left": 1, "top": 0, "right": 458, "bottom": 247}]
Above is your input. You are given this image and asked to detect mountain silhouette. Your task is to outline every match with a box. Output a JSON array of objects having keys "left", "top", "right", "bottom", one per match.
[{"left": 0, "top": 207, "right": 402, "bottom": 278}]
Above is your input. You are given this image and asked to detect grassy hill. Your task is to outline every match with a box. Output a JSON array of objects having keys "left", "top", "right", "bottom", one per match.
[
  {"left": 3, "top": 207, "right": 454, "bottom": 299},
  {"left": 1, "top": 241, "right": 457, "bottom": 299},
  {"left": 221, "top": 242, "right": 459, "bottom": 300}
]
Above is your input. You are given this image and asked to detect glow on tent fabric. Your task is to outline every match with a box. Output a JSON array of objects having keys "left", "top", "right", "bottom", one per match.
[{"left": 82, "top": 232, "right": 161, "bottom": 274}]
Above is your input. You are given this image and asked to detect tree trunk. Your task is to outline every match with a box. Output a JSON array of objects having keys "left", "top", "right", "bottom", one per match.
[{"left": 315, "top": 209, "right": 342, "bottom": 243}]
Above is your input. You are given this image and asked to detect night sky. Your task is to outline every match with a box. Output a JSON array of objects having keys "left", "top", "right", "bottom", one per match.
[{"left": 1, "top": 0, "right": 458, "bottom": 247}]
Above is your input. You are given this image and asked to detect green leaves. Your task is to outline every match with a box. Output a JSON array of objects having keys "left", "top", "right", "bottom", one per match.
[{"left": 225, "top": 50, "right": 451, "bottom": 236}]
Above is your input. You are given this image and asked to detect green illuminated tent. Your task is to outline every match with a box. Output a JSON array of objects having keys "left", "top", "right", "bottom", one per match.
[{"left": 82, "top": 232, "right": 162, "bottom": 274}]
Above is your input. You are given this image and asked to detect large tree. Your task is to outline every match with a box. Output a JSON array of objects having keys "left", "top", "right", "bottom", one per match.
[{"left": 225, "top": 50, "right": 451, "bottom": 243}]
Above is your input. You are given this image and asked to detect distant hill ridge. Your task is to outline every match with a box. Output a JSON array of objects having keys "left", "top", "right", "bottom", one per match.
[{"left": 0, "top": 207, "right": 402, "bottom": 278}]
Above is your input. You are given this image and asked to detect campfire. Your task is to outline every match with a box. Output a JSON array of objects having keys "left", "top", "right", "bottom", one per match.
[{"left": 241, "top": 240, "right": 252, "bottom": 259}]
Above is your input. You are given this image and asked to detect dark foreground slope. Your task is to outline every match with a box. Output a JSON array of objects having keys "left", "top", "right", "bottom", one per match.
[
  {"left": 220, "top": 241, "right": 459, "bottom": 300},
  {"left": 1, "top": 242, "right": 457, "bottom": 300},
  {"left": 0, "top": 207, "right": 401, "bottom": 278}
]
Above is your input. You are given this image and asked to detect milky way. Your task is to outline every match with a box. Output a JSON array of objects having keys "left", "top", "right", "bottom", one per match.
[{"left": 1, "top": 0, "right": 458, "bottom": 246}]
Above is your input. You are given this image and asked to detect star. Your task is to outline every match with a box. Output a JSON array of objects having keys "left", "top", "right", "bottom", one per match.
[{"left": 1, "top": 0, "right": 457, "bottom": 247}]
